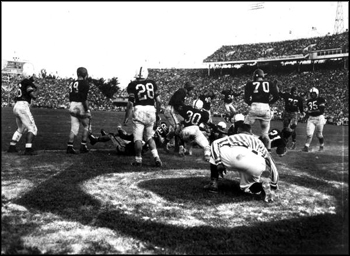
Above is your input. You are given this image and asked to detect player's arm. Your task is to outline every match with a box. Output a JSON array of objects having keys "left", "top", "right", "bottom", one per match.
[
  {"left": 27, "top": 86, "right": 37, "bottom": 100},
  {"left": 244, "top": 84, "right": 252, "bottom": 105},
  {"left": 298, "top": 98, "right": 304, "bottom": 115},
  {"left": 123, "top": 91, "right": 134, "bottom": 125},
  {"left": 233, "top": 90, "right": 243, "bottom": 97},
  {"left": 269, "top": 84, "right": 280, "bottom": 105},
  {"left": 155, "top": 95, "right": 162, "bottom": 122}
]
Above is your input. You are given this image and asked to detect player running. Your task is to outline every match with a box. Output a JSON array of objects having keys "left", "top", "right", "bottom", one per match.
[
  {"left": 7, "top": 63, "right": 38, "bottom": 155},
  {"left": 302, "top": 87, "right": 327, "bottom": 152},
  {"left": 123, "top": 66, "right": 162, "bottom": 167},
  {"left": 279, "top": 86, "right": 305, "bottom": 150}
]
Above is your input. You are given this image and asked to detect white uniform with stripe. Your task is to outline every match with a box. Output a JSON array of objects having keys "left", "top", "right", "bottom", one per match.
[{"left": 209, "top": 132, "right": 279, "bottom": 191}]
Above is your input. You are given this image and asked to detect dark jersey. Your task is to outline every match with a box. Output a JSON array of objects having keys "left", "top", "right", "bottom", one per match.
[
  {"left": 221, "top": 89, "right": 242, "bottom": 104},
  {"left": 279, "top": 92, "right": 304, "bottom": 113},
  {"left": 306, "top": 97, "right": 326, "bottom": 117},
  {"left": 244, "top": 80, "right": 279, "bottom": 105},
  {"left": 69, "top": 79, "right": 90, "bottom": 102},
  {"left": 15, "top": 78, "right": 36, "bottom": 104},
  {"left": 178, "top": 105, "right": 210, "bottom": 128},
  {"left": 127, "top": 79, "right": 159, "bottom": 106},
  {"left": 199, "top": 94, "right": 212, "bottom": 111},
  {"left": 168, "top": 88, "right": 187, "bottom": 111},
  {"left": 259, "top": 128, "right": 291, "bottom": 151}
]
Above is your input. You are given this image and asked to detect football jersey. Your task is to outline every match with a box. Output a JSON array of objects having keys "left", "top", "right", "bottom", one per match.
[
  {"left": 168, "top": 88, "right": 187, "bottom": 111},
  {"left": 306, "top": 97, "right": 326, "bottom": 117},
  {"left": 178, "top": 105, "right": 210, "bottom": 128},
  {"left": 14, "top": 78, "right": 36, "bottom": 104},
  {"left": 127, "top": 79, "right": 159, "bottom": 106},
  {"left": 69, "top": 79, "right": 90, "bottom": 102},
  {"left": 221, "top": 89, "right": 241, "bottom": 104},
  {"left": 244, "top": 80, "right": 279, "bottom": 104},
  {"left": 279, "top": 92, "right": 304, "bottom": 113},
  {"left": 199, "top": 94, "right": 212, "bottom": 111}
]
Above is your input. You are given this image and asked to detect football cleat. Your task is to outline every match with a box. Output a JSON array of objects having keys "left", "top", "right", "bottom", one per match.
[
  {"left": 89, "top": 134, "right": 98, "bottom": 145},
  {"left": 204, "top": 179, "right": 218, "bottom": 193},
  {"left": 154, "top": 157, "right": 162, "bottom": 167},
  {"left": 301, "top": 146, "right": 309, "bottom": 152},
  {"left": 80, "top": 145, "right": 89, "bottom": 153},
  {"left": 319, "top": 145, "right": 324, "bottom": 152},
  {"left": 24, "top": 148, "right": 37, "bottom": 155},
  {"left": 7, "top": 145, "right": 18, "bottom": 153},
  {"left": 66, "top": 147, "right": 77, "bottom": 154}
]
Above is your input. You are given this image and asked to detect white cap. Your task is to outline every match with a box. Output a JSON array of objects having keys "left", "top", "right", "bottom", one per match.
[{"left": 233, "top": 113, "right": 245, "bottom": 122}]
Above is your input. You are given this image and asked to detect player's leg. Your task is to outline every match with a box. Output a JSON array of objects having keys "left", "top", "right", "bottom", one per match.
[
  {"left": 260, "top": 119, "right": 271, "bottom": 151},
  {"left": 315, "top": 116, "right": 326, "bottom": 151},
  {"left": 203, "top": 163, "right": 220, "bottom": 193},
  {"left": 67, "top": 115, "right": 80, "bottom": 154},
  {"left": 8, "top": 105, "right": 25, "bottom": 153},
  {"left": 303, "top": 118, "right": 316, "bottom": 152},
  {"left": 21, "top": 107, "right": 38, "bottom": 155},
  {"left": 79, "top": 117, "right": 90, "bottom": 153},
  {"left": 192, "top": 126, "right": 211, "bottom": 161},
  {"left": 144, "top": 121, "right": 162, "bottom": 167}
]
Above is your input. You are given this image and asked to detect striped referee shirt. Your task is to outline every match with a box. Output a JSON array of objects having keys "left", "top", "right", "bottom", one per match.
[{"left": 211, "top": 132, "right": 279, "bottom": 187}]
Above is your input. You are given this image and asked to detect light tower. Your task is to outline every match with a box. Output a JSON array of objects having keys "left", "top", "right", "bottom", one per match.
[{"left": 333, "top": 2, "right": 345, "bottom": 34}]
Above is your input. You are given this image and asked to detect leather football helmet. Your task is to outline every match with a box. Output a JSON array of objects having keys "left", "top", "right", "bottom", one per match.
[
  {"left": 77, "top": 67, "right": 88, "bottom": 78},
  {"left": 193, "top": 99, "right": 203, "bottom": 110},
  {"left": 253, "top": 69, "right": 265, "bottom": 80}
]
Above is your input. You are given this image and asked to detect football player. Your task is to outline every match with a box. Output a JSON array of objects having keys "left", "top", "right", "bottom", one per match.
[
  {"left": 7, "top": 63, "right": 38, "bottom": 155},
  {"left": 66, "top": 67, "right": 92, "bottom": 154},
  {"left": 302, "top": 87, "right": 327, "bottom": 152},
  {"left": 243, "top": 68, "right": 280, "bottom": 151},
  {"left": 177, "top": 99, "right": 213, "bottom": 161},
  {"left": 208, "top": 121, "right": 228, "bottom": 145},
  {"left": 279, "top": 86, "right": 305, "bottom": 150},
  {"left": 123, "top": 66, "right": 162, "bottom": 167},
  {"left": 88, "top": 122, "right": 169, "bottom": 155},
  {"left": 221, "top": 84, "right": 243, "bottom": 121},
  {"left": 163, "top": 81, "right": 195, "bottom": 153},
  {"left": 260, "top": 128, "right": 292, "bottom": 157},
  {"left": 196, "top": 89, "right": 215, "bottom": 122},
  {"left": 204, "top": 123, "right": 279, "bottom": 203}
]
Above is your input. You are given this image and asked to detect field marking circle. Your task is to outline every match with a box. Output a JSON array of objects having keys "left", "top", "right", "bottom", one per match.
[{"left": 81, "top": 169, "right": 337, "bottom": 228}]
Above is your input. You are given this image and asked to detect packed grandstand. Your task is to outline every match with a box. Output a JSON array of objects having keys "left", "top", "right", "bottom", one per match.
[{"left": 1, "top": 32, "right": 349, "bottom": 125}]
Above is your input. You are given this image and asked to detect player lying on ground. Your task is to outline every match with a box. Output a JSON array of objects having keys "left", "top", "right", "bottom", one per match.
[{"left": 88, "top": 122, "right": 169, "bottom": 155}]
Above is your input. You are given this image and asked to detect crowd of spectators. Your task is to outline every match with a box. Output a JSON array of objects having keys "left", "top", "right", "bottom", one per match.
[
  {"left": 204, "top": 31, "right": 348, "bottom": 62},
  {"left": 2, "top": 31, "right": 348, "bottom": 124}
]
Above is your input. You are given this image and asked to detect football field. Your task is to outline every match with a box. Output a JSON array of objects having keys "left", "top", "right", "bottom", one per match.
[{"left": 1, "top": 107, "right": 349, "bottom": 254}]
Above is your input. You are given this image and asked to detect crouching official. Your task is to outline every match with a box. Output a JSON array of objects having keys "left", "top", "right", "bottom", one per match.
[{"left": 204, "top": 123, "right": 279, "bottom": 202}]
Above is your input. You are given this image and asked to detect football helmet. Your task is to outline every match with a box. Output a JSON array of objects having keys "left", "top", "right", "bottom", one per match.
[
  {"left": 77, "top": 67, "right": 88, "bottom": 78},
  {"left": 193, "top": 99, "right": 203, "bottom": 110},
  {"left": 134, "top": 66, "right": 148, "bottom": 79},
  {"left": 233, "top": 113, "right": 245, "bottom": 122},
  {"left": 184, "top": 81, "right": 195, "bottom": 90},
  {"left": 253, "top": 69, "right": 265, "bottom": 80},
  {"left": 22, "top": 63, "right": 35, "bottom": 79},
  {"left": 217, "top": 121, "right": 227, "bottom": 133},
  {"left": 309, "top": 87, "right": 319, "bottom": 97},
  {"left": 160, "top": 122, "right": 169, "bottom": 134}
]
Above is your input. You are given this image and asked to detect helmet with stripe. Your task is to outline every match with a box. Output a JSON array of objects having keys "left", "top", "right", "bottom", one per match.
[
  {"left": 193, "top": 99, "right": 203, "bottom": 110},
  {"left": 309, "top": 87, "right": 319, "bottom": 98},
  {"left": 134, "top": 66, "right": 148, "bottom": 79}
]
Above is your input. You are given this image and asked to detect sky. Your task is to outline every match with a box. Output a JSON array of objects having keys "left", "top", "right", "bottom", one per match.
[{"left": 2, "top": 1, "right": 349, "bottom": 88}]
